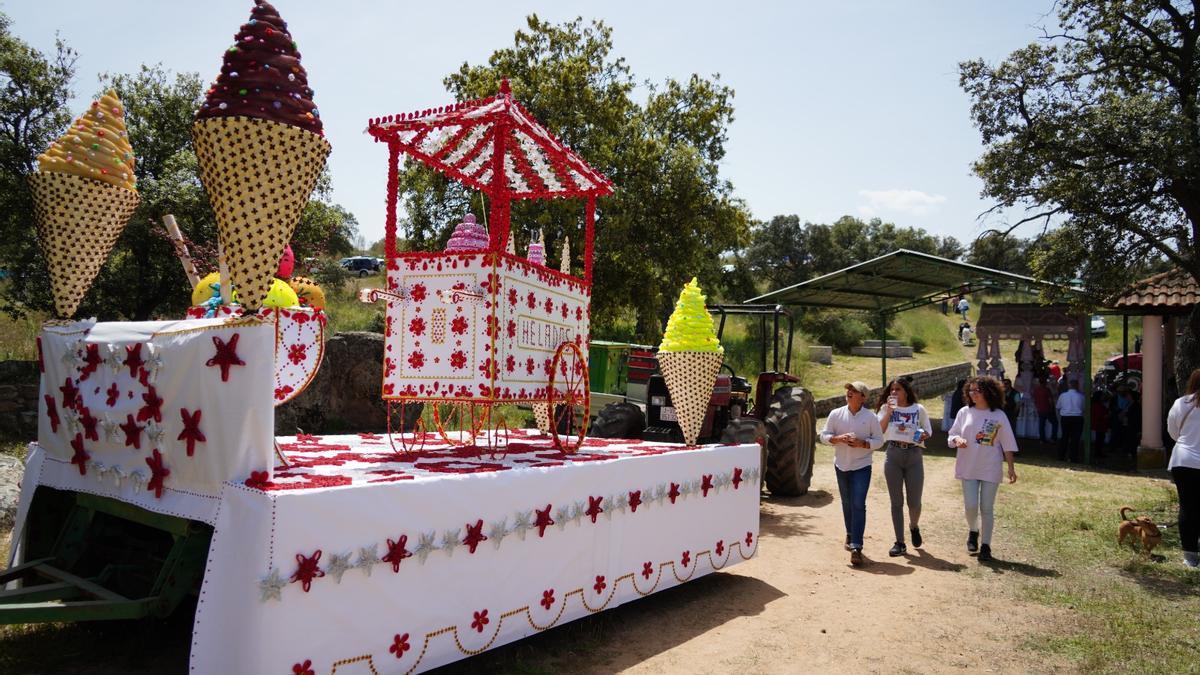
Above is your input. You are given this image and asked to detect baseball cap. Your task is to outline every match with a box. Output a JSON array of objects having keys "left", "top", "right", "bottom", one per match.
[{"left": 845, "top": 381, "right": 870, "bottom": 396}]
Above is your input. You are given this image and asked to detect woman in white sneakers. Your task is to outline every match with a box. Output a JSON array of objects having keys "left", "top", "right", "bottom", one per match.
[{"left": 877, "top": 378, "right": 933, "bottom": 557}]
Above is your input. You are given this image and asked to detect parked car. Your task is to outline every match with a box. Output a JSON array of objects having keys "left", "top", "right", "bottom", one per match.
[
  {"left": 339, "top": 256, "right": 381, "bottom": 277},
  {"left": 1090, "top": 315, "right": 1107, "bottom": 337}
]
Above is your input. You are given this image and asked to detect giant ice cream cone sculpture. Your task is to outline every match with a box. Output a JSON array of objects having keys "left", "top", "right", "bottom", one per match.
[
  {"left": 192, "top": 0, "right": 330, "bottom": 311},
  {"left": 28, "top": 91, "right": 139, "bottom": 318},
  {"left": 657, "top": 278, "right": 723, "bottom": 445}
]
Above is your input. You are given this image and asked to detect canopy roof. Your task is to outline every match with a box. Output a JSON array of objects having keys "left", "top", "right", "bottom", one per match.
[
  {"left": 366, "top": 80, "right": 613, "bottom": 201},
  {"left": 747, "top": 249, "right": 1072, "bottom": 314}
]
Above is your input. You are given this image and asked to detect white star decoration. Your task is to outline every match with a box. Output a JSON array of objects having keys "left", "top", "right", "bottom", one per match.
[
  {"left": 570, "top": 501, "right": 586, "bottom": 525},
  {"left": 414, "top": 531, "right": 437, "bottom": 564},
  {"left": 554, "top": 505, "right": 571, "bottom": 530},
  {"left": 62, "top": 408, "right": 81, "bottom": 434},
  {"left": 326, "top": 552, "right": 353, "bottom": 583},
  {"left": 105, "top": 344, "right": 123, "bottom": 373},
  {"left": 145, "top": 420, "right": 165, "bottom": 445},
  {"left": 488, "top": 519, "right": 509, "bottom": 549},
  {"left": 511, "top": 510, "right": 532, "bottom": 540},
  {"left": 441, "top": 529, "right": 461, "bottom": 556},
  {"left": 259, "top": 568, "right": 286, "bottom": 602},
  {"left": 101, "top": 416, "right": 121, "bottom": 442},
  {"left": 145, "top": 345, "right": 164, "bottom": 381},
  {"left": 355, "top": 544, "right": 378, "bottom": 576}
]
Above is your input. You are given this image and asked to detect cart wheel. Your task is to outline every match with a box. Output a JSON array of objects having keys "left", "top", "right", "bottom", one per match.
[
  {"left": 387, "top": 399, "right": 426, "bottom": 457},
  {"left": 432, "top": 402, "right": 483, "bottom": 448},
  {"left": 548, "top": 341, "right": 590, "bottom": 454}
]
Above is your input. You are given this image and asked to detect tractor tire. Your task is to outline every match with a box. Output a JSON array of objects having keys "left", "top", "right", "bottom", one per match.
[
  {"left": 719, "top": 417, "right": 768, "bottom": 490},
  {"left": 590, "top": 402, "right": 646, "bottom": 439},
  {"left": 763, "top": 386, "right": 816, "bottom": 496}
]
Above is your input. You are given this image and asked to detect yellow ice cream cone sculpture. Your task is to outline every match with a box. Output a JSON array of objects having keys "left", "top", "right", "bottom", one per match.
[
  {"left": 657, "top": 278, "right": 723, "bottom": 445},
  {"left": 29, "top": 90, "right": 139, "bottom": 318}
]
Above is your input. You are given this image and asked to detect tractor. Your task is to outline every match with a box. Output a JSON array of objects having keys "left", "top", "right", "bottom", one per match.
[{"left": 588, "top": 304, "right": 816, "bottom": 496}]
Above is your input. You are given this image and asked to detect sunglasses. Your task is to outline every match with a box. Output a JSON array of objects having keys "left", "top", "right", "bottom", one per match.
[{"left": 968, "top": 388, "right": 981, "bottom": 394}]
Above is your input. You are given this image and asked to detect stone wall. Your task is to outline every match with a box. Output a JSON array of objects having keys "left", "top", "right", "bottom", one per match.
[
  {"left": 0, "top": 361, "right": 39, "bottom": 441},
  {"left": 275, "top": 331, "right": 391, "bottom": 435},
  {"left": 813, "top": 361, "right": 973, "bottom": 418}
]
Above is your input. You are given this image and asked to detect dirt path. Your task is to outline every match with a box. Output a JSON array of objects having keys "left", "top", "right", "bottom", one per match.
[{"left": 503, "top": 445, "right": 1071, "bottom": 675}]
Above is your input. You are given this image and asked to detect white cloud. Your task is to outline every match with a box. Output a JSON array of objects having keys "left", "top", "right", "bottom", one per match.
[{"left": 856, "top": 189, "right": 947, "bottom": 217}]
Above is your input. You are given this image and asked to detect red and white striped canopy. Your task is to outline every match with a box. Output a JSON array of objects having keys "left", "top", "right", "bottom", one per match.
[{"left": 367, "top": 81, "right": 613, "bottom": 201}]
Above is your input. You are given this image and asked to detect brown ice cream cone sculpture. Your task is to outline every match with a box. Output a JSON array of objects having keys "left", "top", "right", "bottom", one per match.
[
  {"left": 29, "top": 90, "right": 139, "bottom": 318},
  {"left": 657, "top": 351, "right": 723, "bottom": 445},
  {"left": 532, "top": 402, "right": 551, "bottom": 433},
  {"left": 192, "top": 116, "right": 329, "bottom": 310},
  {"left": 192, "top": 0, "right": 330, "bottom": 311}
]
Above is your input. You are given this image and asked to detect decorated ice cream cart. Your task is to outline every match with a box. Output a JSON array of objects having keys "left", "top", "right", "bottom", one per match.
[{"left": 366, "top": 80, "right": 612, "bottom": 453}]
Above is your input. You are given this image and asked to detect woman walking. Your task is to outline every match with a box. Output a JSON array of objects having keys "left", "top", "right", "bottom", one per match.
[
  {"left": 947, "top": 376, "right": 1019, "bottom": 562},
  {"left": 877, "top": 378, "right": 932, "bottom": 557},
  {"left": 1166, "top": 369, "right": 1200, "bottom": 568}
]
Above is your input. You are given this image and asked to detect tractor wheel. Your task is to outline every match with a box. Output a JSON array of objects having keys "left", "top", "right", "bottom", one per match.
[
  {"left": 720, "top": 417, "right": 768, "bottom": 489},
  {"left": 763, "top": 386, "right": 816, "bottom": 496},
  {"left": 591, "top": 402, "right": 646, "bottom": 439}
]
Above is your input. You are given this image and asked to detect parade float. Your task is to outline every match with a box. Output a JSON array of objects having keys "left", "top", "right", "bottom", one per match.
[{"left": 0, "top": 2, "right": 762, "bottom": 672}]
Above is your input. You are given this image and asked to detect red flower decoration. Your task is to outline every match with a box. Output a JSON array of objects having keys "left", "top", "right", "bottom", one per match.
[
  {"left": 542, "top": 358, "right": 553, "bottom": 376},
  {"left": 124, "top": 343, "right": 145, "bottom": 378},
  {"left": 560, "top": 302, "right": 569, "bottom": 318},
  {"left": 178, "top": 408, "right": 206, "bottom": 457},
  {"left": 408, "top": 316, "right": 426, "bottom": 336},
  {"left": 506, "top": 319, "right": 516, "bottom": 338},
  {"left": 585, "top": 495, "right": 604, "bottom": 523},
  {"left": 290, "top": 550, "right": 325, "bottom": 592},
  {"left": 628, "top": 490, "right": 642, "bottom": 512},
  {"left": 450, "top": 350, "right": 467, "bottom": 370},
  {"left": 593, "top": 575, "right": 606, "bottom": 594},
  {"left": 525, "top": 358, "right": 536, "bottom": 375},
  {"left": 668, "top": 482, "right": 681, "bottom": 504},
  {"left": 701, "top": 474, "right": 714, "bottom": 497},
  {"left": 106, "top": 382, "right": 120, "bottom": 407},
  {"left": 462, "top": 519, "right": 487, "bottom": 554},
  {"left": 78, "top": 405, "right": 99, "bottom": 442},
  {"left": 732, "top": 467, "right": 743, "bottom": 489},
  {"left": 508, "top": 288, "right": 518, "bottom": 306},
  {"left": 526, "top": 291, "right": 537, "bottom": 309},
  {"left": 137, "top": 386, "right": 163, "bottom": 423},
  {"left": 715, "top": 539, "right": 725, "bottom": 556},
  {"left": 535, "top": 504, "right": 555, "bottom": 537},
  {"left": 274, "top": 385, "right": 295, "bottom": 401},
  {"left": 69, "top": 433, "right": 89, "bottom": 475},
  {"left": 389, "top": 633, "right": 410, "bottom": 659},
  {"left": 292, "top": 660, "right": 315, "bottom": 675},
  {"left": 382, "top": 535, "right": 413, "bottom": 572},
  {"left": 641, "top": 561, "right": 653, "bottom": 579},
  {"left": 206, "top": 333, "right": 246, "bottom": 382},
  {"left": 59, "top": 378, "right": 80, "bottom": 411},
  {"left": 120, "top": 414, "right": 142, "bottom": 449},
  {"left": 470, "top": 609, "right": 489, "bottom": 633},
  {"left": 505, "top": 355, "right": 515, "bottom": 373},
  {"left": 410, "top": 283, "right": 426, "bottom": 302},
  {"left": 407, "top": 351, "right": 425, "bottom": 369},
  {"left": 544, "top": 297, "right": 554, "bottom": 314},
  {"left": 451, "top": 316, "right": 468, "bottom": 335},
  {"left": 78, "top": 344, "right": 103, "bottom": 381},
  {"left": 540, "top": 589, "right": 555, "bottom": 610},
  {"left": 245, "top": 470, "right": 270, "bottom": 489},
  {"left": 287, "top": 343, "right": 308, "bottom": 366},
  {"left": 145, "top": 449, "right": 170, "bottom": 498},
  {"left": 44, "top": 395, "right": 59, "bottom": 433},
  {"left": 478, "top": 358, "right": 495, "bottom": 379},
  {"left": 745, "top": 531, "right": 754, "bottom": 547},
  {"left": 576, "top": 307, "right": 583, "bottom": 321}
]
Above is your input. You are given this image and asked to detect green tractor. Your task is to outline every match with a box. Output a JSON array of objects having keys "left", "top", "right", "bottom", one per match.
[{"left": 588, "top": 304, "right": 816, "bottom": 496}]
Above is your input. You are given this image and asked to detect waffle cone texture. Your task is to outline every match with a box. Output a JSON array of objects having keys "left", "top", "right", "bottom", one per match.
[
  {"left": 657, "top": 351, "right": 724, "bottom": 445},
  {"left": 192, "top": 116, "right": 330, "bottom": 310},
  {"left": 27, "top": 172, "right": 139, "bottom": 318}
]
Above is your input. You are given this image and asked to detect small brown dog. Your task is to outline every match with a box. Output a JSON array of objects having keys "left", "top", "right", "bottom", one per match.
[{"left": 1118, "top": 506, "right": 1163, "bottom": 557}]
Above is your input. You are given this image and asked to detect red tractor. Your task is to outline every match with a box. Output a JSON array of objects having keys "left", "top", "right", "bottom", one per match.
[{"left": 590, "top": 305, "right": 816, "bottom": 496}]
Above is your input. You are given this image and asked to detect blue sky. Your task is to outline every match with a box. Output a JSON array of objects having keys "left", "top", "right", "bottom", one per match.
[{"left": 7, "top": 0, "right": 1056, "bottom": 248}]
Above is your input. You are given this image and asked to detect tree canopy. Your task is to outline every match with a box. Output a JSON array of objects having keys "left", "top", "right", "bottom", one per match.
[{"left": 960, "top": 0, "right": 1200, "bottom": 382}]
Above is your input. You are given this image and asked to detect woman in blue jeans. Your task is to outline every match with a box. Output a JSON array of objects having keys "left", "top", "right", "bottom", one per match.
[{"left": 947, "top": 375, "right": 1019, "bottom": 562}]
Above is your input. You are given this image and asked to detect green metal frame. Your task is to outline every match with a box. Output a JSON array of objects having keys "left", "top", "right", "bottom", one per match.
[{"left": 0, "top": 489, "right": 212, "bottom": 624}]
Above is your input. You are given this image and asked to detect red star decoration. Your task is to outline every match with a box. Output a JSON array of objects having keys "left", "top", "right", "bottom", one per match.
[
  {"left": 137, "top": 386, "right": 163, "bottom": 423},
  {"left": 124, "top": 343, "right": 145, "bottom": 378},
  {"left": 462, "top": 519, "right": 487, "bottom": 554},
  {"left": 701, "top": 474, "right": 714, "bottom": 497},
  {"left": 178, "top": 408, "right": 206, "bottom": 457},
  {"left": 668, "top": 482, "right": 681, "bottom": 504},
  {"left": 534, "top": 504, "right": 555, "bottom": 537},
  {"left": 290, "top": 550, "right": 325, "bottom": 592},
  {"left": 145, "top": 448, "right": 170, "bottom": 498},
  {"left": 105, "top": 383, "right": 120, "bottom": 407},
  {"left": 382, "top": 535, "right": 413, "bottom": 572},
  {"left": 59, "top": 378, "right": 79, "bottom": 411},
  {"left": 681, "top": 550, "right": 691, "bottom": 567},
  {"left": 206, "top": 333, "right": 245, "bottom": 382},
  {"left": 78, "top": 344, "right": 103, "bottom": 381},
  {"left": 69, "top": 433, "right": 89, "bottom": 475},
  {"left": 732, "top": 467, "right": 743, "bottom": 489},
  {"left": 44, "top": 395, "right": 59, "bottom": 433},
  {"left": 119, "top": 414, "right": 142, "bottom": 449},
  {"left": 78, "top": 405, "right": 99, "bottom": 442},
  {"left": 628, "top": 490, "right": 642, "bottom": 513},
  {"left": 585, "top": 495, "right": 604, "bottom": 523}
]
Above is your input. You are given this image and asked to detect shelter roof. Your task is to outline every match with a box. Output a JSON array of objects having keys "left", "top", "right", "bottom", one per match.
[
  {"left": 1110, "top": 268, "right": 1198, "bottom": 315},
  {"left": 747, "top": 249, "right": 1071, "bottom": 314},
  {"left": 366, "top": 81, "right": 613, "bottom": 201}
]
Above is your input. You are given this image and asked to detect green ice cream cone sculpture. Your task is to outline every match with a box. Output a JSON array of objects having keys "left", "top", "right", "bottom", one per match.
[{"left": 657, "top": 278, "right": 723, "bottom": 445}]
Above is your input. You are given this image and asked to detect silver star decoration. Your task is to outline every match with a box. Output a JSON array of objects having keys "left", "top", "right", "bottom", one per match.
[
  {"left": 355, "top": 544, "right": 379, "bottom": 576},
  {"left": 718, "top": 472, "right": 731, "bottom": 488},
  {"left": 654, "top": 483, "right": 668, "bottom": 504},
  {"left": 62, "top": 408, "right": 82, "bottom": 434},
  {"left": 603, "top": 495, "right": 617, "bottom": 520},
  {"left": 105, "top": 344, "right": 124, "bottom": 373},
  {"left": 554, "top": 505, "right": 571, "bottom": 530},
  {"left": 129, "top": 470, "right": 146, "bottom": 489},
  {"left": 680, "top": 481, "right": 694, "bottom": 498},
  {"left": 145, "top": 420, "right": 165, "bottom": 445},
  {"left": 259, "top": 568, "right": 286, "bottom": 602},
  {"left": 91, "top": 461, "right": 107, "bottom": 478},
  {"left": 102, "top": 416, "right": 121, "bottom": 442},
  {"left": 414, "top": 531, "right": 437, "bottom": 563},
  {"left": 511, "top": 511, "right": 532, "bottom": 540},
  {"left": 144, "top": 345, "right": 164, "bottom": 381},
  {"left": 488, "top": 519, "right": 509, "bottom": 550},
  {"left": 111, "top": 466, "right": 127, "bottom": 488},
  {"left": 325, "top": 551, "right": 353, "bottom": 583},
  {"left": 615, "top": 492, "right": 629, "bottom": 511},
  {"left": 441, "top": 529, "right": 461, "bottom": 556},
  {"left": 571, "top": 500, "right": 586, "bottom": 525},
  {"left": 62, "top": 341, "right": 82, "bottom": 368}
]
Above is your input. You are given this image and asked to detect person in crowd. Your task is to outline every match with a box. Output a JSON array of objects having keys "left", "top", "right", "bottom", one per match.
[
  {"left": 1167, "top": 369, "right": 1200, "bottom": 568},
  {"left": 1002, "top": 378, "right": 1021, "bottom": 429},
  {"left": 956, "top": 295, "right": 970, "bottom": 320},
  {"left": 1032, "top": 377, "right": 1058, "bottom": 444},
  {"left": 1056, "top": 380, "right": 1086, "bottom": 463},
  {"left": 819, "top": 381, "right": 884, "bottom": 567},
  {"left": 876, "top": 378, "right": 932, "bottom": 557},
  {"left": 1048, "top": 360, "right": 1062, "bottom": 382},
  {"left": 948, "top": 376, "right": 1019, "bottom": 562},
  {"left": 949, "top": 378, "right": 968, "bottom": 422},
  {"left": 1091, "top": 390, "right": 1110, "bottom": 457},
  {"left": 1112, "top": 386, "right": 1141, "bottom": 459}
]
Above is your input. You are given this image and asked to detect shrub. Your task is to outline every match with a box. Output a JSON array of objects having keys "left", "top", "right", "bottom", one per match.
[
  {"left": 311, "top": 260, "right": 351, "bottom": 298},
  {"left": 799, "top": 309, "right": 869, "bottom": 353},
  {"left": 910, "top": 335, "right": 928, "bottom": 353}
]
